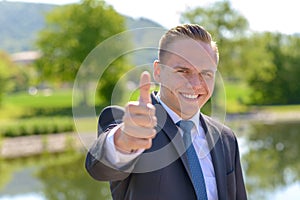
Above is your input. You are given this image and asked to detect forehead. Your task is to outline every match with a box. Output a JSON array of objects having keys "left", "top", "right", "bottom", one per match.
[{"left": 164, "top": 38, "right": 217, "bottom": 70}]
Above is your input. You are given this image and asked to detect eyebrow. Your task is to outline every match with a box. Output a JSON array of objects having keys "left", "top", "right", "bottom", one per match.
[
  {"left": 173, "top": 66, "right": 191, "bottom": 70},
  {"left": 173, "top": 66, "right": 217, "bottom": 73},
  {"left": 201, "top": 69, "right": 218, "bottom": 73}
]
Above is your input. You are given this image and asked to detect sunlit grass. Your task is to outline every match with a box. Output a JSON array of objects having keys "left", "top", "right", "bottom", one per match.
[
  {"left": 1, "top": 85, "right": 300, "bottom": 123},
  {"left": 0, "top": 103, "right": 26, "bottom": 119},
  {"left": 0, "top": 89, "right": 73, "bottom": 119},
  {"left": 223, "top": 81, "right": 251, "bottom": 113},
  {"left": 128, "top": 84, "right": 159, "bottom": 101},
  {"left": 4, "top": 89, "right": 72, "bottom": 108},
  {"left": 224, "top": 81, "right": 300, "bottom": 113},
  {"left": 255, "top": 104, "right": 300, "bottom": 113},
  {"left": 73, "top": 117, "right": 98, "bottom": 133}
]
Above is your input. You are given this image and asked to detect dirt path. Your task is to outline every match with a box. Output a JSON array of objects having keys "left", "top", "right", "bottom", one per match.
[
  {"left": 2, "top": 111, "right": 300, "bottom": 159},
  {"left": 226, "top": 110, "right": 300, "bottom": 122},
  {"left": 0, "top": 132, "right": 96, "bottom": 159}
]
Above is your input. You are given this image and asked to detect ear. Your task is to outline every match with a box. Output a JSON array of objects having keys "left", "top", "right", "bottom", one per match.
[{"left": 153, "top": 60, "right": 161, "bottom": 82}]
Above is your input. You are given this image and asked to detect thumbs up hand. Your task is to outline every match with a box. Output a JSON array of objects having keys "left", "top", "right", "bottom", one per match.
[{"left": 114, "top": 71, "right": 157, "bottom": 153}]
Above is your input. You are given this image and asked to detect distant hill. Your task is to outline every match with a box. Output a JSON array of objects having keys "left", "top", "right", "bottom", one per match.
[
  {"left": 0, "top": 1, "right": 54, "bottom": 53},
  {"left": 0, "top": 1, "right": 164, "bottom": 53}
]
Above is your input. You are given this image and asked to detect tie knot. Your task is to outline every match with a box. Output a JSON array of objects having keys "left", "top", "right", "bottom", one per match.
[
  {"left": 177, "top": 120, "right": 194, "bottom": 148},
  {"left": 177, "top": 120, "right": 194, "bottom": 133}
]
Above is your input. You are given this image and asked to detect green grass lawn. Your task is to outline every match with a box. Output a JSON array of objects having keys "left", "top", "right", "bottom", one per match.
[
  {"left": 1, "top": 84, "right": 300, "bottom": 136},
  {"left": 4, "top": 90, "right": 73, "bottom": 108},
  {"left": 2, "top": 82, "right": 294, "bottom": 116},
  {"left": 224, "top": 81, "right": 300, "bottom": 114},
  {"left": 223, "top": 81, "right": 252, "bottom": 113},
  {"left": 0, "top": 89, "right": 73, "bottom": 119},
  {"left": 253, "top": 104, "right": 300, "bottom": 113}
]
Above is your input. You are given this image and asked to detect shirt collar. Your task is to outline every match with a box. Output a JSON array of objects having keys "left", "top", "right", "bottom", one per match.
[{"left": 157, "top": 95, "right": 201, "bottom": 134}]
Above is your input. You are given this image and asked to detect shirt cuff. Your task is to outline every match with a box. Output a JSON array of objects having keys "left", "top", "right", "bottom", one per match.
[{"left": 105, "top": 124, "right": 144, "bottom": 168}]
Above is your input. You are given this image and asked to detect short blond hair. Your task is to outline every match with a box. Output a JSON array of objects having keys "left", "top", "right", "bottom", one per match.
[{"left": 158, "top": 24, "right": 219, "bottom": 64}]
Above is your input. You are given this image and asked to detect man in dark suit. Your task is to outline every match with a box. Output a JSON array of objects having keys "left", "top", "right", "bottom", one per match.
[{"left": 85, "top": 24, "right": 247, "bottom": 200}]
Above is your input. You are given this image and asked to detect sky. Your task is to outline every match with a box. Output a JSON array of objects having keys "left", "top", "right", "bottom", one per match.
[{"left": 5, "top": 0, "right": 300, "bottom": 35}]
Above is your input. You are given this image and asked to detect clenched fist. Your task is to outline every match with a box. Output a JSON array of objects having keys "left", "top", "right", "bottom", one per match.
[{"left": 114, "top": 71, "right": 157, "bottom": 153}]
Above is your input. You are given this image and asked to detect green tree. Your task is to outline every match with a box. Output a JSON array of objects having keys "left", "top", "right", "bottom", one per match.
[
  {"left": 35, "top": 0, "right": 130, "bottom": 105},
  {"left": 247, "top": 33, "right": 300, "bottom": 105},
  {"left": 180, "top": 0, "right": 249, "bottom": 78},
  {"left": 0, "top": 51, "right": 15, "bottom": 105},
  {"left": 180, "top": 0, "right": 300, "bottom": 105}
]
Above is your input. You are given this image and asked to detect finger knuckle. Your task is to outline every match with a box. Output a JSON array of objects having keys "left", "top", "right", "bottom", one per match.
[{"left": 145, "top": 139, "right": 152, "bottom": 149}]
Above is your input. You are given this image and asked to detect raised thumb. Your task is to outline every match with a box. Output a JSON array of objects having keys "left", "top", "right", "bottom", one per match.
[{"left": 139, "top": 71, "right": 151, "bottom": 104}]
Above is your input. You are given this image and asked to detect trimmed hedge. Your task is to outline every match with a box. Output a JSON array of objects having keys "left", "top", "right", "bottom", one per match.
[{"left": 0, "top": 117, "right": 74, "bottom": 137}]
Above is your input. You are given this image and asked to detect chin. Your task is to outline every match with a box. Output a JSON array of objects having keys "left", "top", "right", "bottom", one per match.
[{"left": 180, "top": 107, "right": 199, "bottom": 118}]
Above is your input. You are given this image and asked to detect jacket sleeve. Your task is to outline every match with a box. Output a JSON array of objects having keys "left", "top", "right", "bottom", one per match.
[
  {"left": 85, "top": 105, "right": 138, "bottom": 181},
  {"left": 234, "top": 138, "right": 248, "bottom": 200}
]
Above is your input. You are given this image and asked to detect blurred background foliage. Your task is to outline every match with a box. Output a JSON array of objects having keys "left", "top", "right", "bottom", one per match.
[
  {"left": 0, "top": 0, "right": 300, "bottom": 199},
  {"left": 35, "top": 0, "right": 130, "bottom": 106},
  {"left": 180, "top": 1, "right": 300, "bottom": 106},
  {"left": 242, "top": 121, "right": 300, "bottom": 199},
  {"left": 0, "top": 0, "right": 299, "bottom": 136}
]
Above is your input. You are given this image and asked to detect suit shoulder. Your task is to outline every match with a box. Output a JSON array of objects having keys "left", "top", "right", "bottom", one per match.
[{"left": 201, "top": 114, "right": 236, "bottom": 140}]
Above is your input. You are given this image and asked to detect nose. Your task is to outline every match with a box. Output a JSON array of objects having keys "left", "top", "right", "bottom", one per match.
[{"left": 188, "top": 73, "right": 205, "bottom": 89}]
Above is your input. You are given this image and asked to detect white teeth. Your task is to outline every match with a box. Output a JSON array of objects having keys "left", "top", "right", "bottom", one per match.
[{"left": 182, "top": 93, "right": 198, "bottom": 99}]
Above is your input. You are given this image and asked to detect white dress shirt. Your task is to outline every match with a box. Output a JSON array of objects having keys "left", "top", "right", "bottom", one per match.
[
  {"left": 159, "top": 99, "right": 218, "bottom": 200},
  {"left": 104, "top": 97, "right": 218, "bottom": 200}
]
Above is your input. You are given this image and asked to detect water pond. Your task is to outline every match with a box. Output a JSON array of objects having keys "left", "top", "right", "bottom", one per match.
[{"left": 0, "top": 120, "right": 299, "bottom": 200}]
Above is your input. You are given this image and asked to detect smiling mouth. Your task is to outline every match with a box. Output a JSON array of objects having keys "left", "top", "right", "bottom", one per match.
[{"left": 181, "top": 93, "right": 200, "bottom": 100}]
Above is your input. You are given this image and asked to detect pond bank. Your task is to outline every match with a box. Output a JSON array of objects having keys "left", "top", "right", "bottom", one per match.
[
  {"left": 226, "top": 110, "right": 300, "bottom": 122},
  {"left": 1, "top": 110, "right": 300, "bottom": 159},
  {"left": 0, "top": 132, "right": 95, "bottom": 159}
]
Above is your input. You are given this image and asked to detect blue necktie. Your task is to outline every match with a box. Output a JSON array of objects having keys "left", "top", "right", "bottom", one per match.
[{"left": 177, "top": 120, "right": 208, "bottom": 200}]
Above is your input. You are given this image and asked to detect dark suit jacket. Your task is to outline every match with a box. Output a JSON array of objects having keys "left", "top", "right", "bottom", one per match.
[{"left": 85, "top": 93, "right": 247, "bottom": 200}]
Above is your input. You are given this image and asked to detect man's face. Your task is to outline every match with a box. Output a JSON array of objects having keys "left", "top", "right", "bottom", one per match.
[{"left": 154, "top": 38, "right": 218, "bottom": 119}]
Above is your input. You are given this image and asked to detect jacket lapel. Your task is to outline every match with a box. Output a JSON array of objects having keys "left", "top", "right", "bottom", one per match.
[
  {"left": 154, "top": 102, "right": 193, "bottom": 179},
  {"left": 201, "top": 114, "right": 227, "bottom": 200},
  {"left": 151, "top": 93, "right": 193, "bottom": 181}
]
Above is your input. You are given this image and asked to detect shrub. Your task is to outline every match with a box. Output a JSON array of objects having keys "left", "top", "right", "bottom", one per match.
[{"left": 0, "top": 117, "right": 74, "bottom": 138}]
